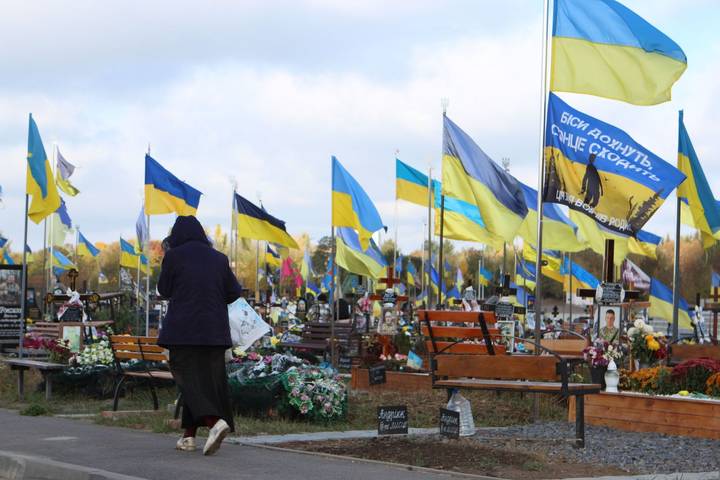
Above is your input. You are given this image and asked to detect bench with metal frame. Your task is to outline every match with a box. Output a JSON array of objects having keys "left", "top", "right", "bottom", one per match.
[
  {"left": 109, "top": 335, "right": 178, "bottom": 415},
  {"left": 420, "top": 309, "right": 601, "bottom": 448},
  {"left": 279, "top": 321, "right": 358, "bottom": 359}
]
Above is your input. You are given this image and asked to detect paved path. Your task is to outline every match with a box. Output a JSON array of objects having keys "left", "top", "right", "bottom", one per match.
[{"left": 0, "top": 409, "right": 458, "bottom": 480}]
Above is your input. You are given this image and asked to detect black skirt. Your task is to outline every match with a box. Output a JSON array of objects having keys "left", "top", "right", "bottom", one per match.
[{"left": 168, "top": 346, "right": 234, "bottom": 431}]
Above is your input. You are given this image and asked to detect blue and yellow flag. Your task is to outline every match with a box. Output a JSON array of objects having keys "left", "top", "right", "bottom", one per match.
[
  {"left": 332, "top": 156, "right": 384, "bottom": 251},
  {"left": 0, "top": 237, "right": 6, "bottom": 248},
  {"left": 517, "top": 182, "right": 585, "bottom": 252},
  {"left": 406, "top": 260, "right": 418, "bottom": 287},
  {"left": 415, "top": 289, "right": 428, "bottom": 308},
  {"left": 442, "top": 116, "right": 527, "bottom": 245},
  {"left": 77, "top": 231, "right": 100, "bottom": 258},
  {"left": 551, "top": 0, "right": 687, "bottom": 106},
  {"left": 140, "top": 253, "right": 150, "bottom": 275},
  {"left": 677, "top": 111, "right": 720, "bottom": 248},
  {"left": 522, "top": 243, "right": 562, "bottom": 272},
  {"left": 144, "top": 155, "right": 202, "bottom": 216},
  {"left": 649, "top": 277, "right": 692, "bottom": 330},
  {"left": 712, "top": 271, "right": 720, "bottom": 290},
  {"left": 515, "top": 259, "right": 537, "bottom": 290},
  {"left": 26, "top": 114, "right": 61, "bottom": 223},
  {"left": 2, "top": 249, "right": 14, "bottom": 265},
  {"left": 432, "top": 179, "right": 498, "bottom": 248},
  {"left": 52, "top": 249, "right": 76, "bottom": 275},
  {"left": 300, "top": 248, "right": 314, "bottom": 281},
  {"left": 119, "top": 238, "right": 140, "bottom": 270},
  {"left": 266, "top": 244, "right": 282, "bottom": 268},
  {"left": 306, "top": 281, "right": 320, "bottom": 297},
  {"left": 235, "top": 194, "right": 299, "bottom": 249},
  {"left": 446, "top": 285, "right": 461, "bottom": 301},
  {"left": 396, "top": 159, "right": 432, "bottom": 207},
  {"left": 24, "top": 244, "right": 33, "bottom": 263},
  {"left": 545, "top": 93, "right": 685, "bottom": 238},
  {"left": 627, "top": 230, "right": 661, "bottom": 259},
  {"left": 335, "top": 227, "right": 387, "bottom": 279},
  {"left": 478, "top": 266, "right": 492, "bottom": 287},
  {"left": 561, "top": 258, "right": 599, "bottom": 291}
]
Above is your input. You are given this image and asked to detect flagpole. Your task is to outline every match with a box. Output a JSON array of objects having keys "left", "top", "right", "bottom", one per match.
[
  {"left": 136, "top": 253, "right": 141, "bottom": 334},
  {"left": 145, "top": 214, "right": 150, "bottom": 336},
  {"left": 330, "top": 226, "right": 337, "bottom": 367},
  {"left": 18, "top": 194, "right": 30, "bottom": 359},
  {"left": 42, "top": 218, "right": 47, "bottom": 318},
  {"left": 534, "top": 0, "right": 551, "bottom": 347},
  {"left": 671, "top": 193, "right": 682, "bottom": 342},
  {"left": 255, "top": 240, "right": 260, "bottom": 303},
  {"left": 48, "top": 143, "right": 57, "bottom": 296},
  {"left": 426, "top": 166, "right": 433, "bottom": 307},
  {"left": 569, "top": 252, "right": 573, "bottom": 323},
  {"left": 74, "top": 226, "right": 79, "bottom": 267}
]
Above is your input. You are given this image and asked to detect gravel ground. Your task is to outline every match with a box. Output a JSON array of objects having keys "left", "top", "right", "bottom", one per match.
[{"left": 477, "top": 422, "right": 720, "bottom": 475}]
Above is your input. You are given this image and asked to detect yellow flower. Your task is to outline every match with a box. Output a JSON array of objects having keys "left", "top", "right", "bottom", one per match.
[
  {"left": 647, "top": 339, "right": 660, "bottom": 351},
  {"left": 270, "top": 336, "right": 280, "bottom": 347},
  {"left": 402, "top": 326, "right": 409, "bottom": 332},
  {"left": 678, "top": 390, "right": 690, "bottom": 396}
]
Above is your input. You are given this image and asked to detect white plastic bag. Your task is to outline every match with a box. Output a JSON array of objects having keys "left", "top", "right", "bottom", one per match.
[{"left": 228, "top": 297, "right": 271, "bottom": 351}]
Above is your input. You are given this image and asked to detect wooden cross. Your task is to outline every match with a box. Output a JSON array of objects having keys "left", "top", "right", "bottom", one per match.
[
  {"left": 369, "top": 266, "right": 409, "bottom": 303},
  {"left": 577, "top": 240, "right": 640, "bottom": 300},
  {"left": 67, "top": 269, "right": 79, "bottom": 292}
]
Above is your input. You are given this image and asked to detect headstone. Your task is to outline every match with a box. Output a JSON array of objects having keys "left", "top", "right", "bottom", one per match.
[
  {"left": 338, "top": 355, "right": 352, "bottom": 370},
  {"left": 439, "top": 408, "right": 460, "bottom": 439},
  {"left": 377, "top": 405, "right": 408, "bottom": 435},
  {"left": 368, "top": 364, "right": 387, "bottom": 385},
  {"left": 598, "top": 282, "right": 623, "bottom": 304},
  {"left": 495, "top": 301, "right": 515, "bottom": 319},
  {"left": 0, "top": 266, "right": 23, "bottom": 343}
]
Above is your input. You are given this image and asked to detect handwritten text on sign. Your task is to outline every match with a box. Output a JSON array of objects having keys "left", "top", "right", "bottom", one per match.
[{"left": 377, "top": 405, "right": 408, "bottom": 435}]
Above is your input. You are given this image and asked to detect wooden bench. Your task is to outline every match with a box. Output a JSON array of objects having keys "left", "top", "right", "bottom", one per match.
[
  {"left": 668, "top": 343, "right": 720, "bottom": 365},
  {"left": 280, "top": 322, "right": 359, "bottom": 359},
  {"left": 2, "top": 358, "right": 65, "bottom": 401},
  {"left": 420, "top": 310, "right": 601, "bottom": 448},
  {"left": 109, "top": 335, "right": 176, "bottom": 413}
]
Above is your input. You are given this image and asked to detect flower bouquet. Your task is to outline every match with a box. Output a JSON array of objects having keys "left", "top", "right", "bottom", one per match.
[
  {"left": 627, "top": 319, "right": 667, "bottom": 368},
  {"left": 583, "top": 340, "right": 622, "bottom": 388}
]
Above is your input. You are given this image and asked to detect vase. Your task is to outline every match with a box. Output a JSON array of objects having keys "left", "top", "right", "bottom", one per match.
[
  {"left": 590, "top": 366, "right": 607, "bottom": 389},
  {"left": 604, "top": 359, "right": 619, "bottom": 393},
  {"left": 634, "top": 359, "right": 651, "bottom": 370}
]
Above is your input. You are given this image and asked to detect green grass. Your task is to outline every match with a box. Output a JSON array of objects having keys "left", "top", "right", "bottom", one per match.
[{"left": 0, "top": 363, "right": 565, "bottom": 436}]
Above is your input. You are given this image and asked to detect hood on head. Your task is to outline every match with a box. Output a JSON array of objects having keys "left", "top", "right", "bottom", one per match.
[{"left": 168, "top": 216, "right": 210, "bottom": 248}]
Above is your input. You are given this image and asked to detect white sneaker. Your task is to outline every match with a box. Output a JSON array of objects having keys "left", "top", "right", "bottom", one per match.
[
  {"left": 176, "top": 437, "right": 196, "bottom": 452},
  {"left": 203, "top": 419, "right": 230, "bottom": 456}
]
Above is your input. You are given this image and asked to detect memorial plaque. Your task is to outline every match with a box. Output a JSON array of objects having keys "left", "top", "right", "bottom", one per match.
[
  {"left": 439, "top": 408, "right": 460, "bottom": 439},
  {"left": 598, "top": 282, "right": 623, "bottom": 304},
  {"left": 338, "top": 355, "right": 353, "bottom": 370},
  {"left": 0, "top": 266, "right": 23, "bottom": 341},
  {"left": 368, "top": 364, "right": 387, "bottom": 385},
  {"left": 495, "top": 301, "right": 515, "bottom": 319},
  {"left": 377, "top": 405, "right": 408, "bottom": 435}
]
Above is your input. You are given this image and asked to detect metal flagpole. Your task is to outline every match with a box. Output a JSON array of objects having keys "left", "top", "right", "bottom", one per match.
[
  {"left": 42, "top": 219, "right": 47, "bottom": 316},
  {"left": 255, "top": 241, "right": 260, "bottom": 303},
  {"left": 532, "top": 0, "right": 552, "bottom": 422},
  {"left": 426, "top": 166, "right": 433, "bottom": 307},
  {"left": 671, "top": 192, "right": 682, "bottom": 341},
  {"left": 330, "top": 226, "right": 337, "bottom": 367},
  {"left": 19, "top": 194, "right": 30, "bottom": 359},
  {"left": 569, "top": 253, "right": 573, "bottom": 323},
  {"left": 145, "top": 215, "right": 150, "bottom": 336},
  {"left": 74, "top": 226, "right": 79, "bottom": 266},
  {"left": 48, "top": 143, "right": 57, "bottom": 295},
  {"left": 421, "top": 218, "right": 426, "bottom": 304},
  {"left": 135, "top": 253, "right": 141, "bottom": 334}
]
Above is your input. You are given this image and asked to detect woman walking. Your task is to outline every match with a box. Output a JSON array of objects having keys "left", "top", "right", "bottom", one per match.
[{"left": 158, "top": 216, "right": 242, "bottom": 455}]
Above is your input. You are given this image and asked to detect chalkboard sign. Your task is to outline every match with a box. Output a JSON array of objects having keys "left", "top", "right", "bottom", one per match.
[
  {"left": 338, "top": 355, "right": 353, "bottom": 370},
  {"left": 368, "top": 364, "right": 387, "bottom": 385},
  {"left": 495, "top": 301, "right": 515, "bottom": 319},
  {"left": 439, "top": 408, "right": 460, "bottom": 439},
  {"left": 377, "top": 405, "right": 408, "bottom": 435},
  {"left": 598, "top": 282, "right": 623, "bottom": 304},
  {"left": 382, "top": 290, "right": 397, "bottom": 304}
]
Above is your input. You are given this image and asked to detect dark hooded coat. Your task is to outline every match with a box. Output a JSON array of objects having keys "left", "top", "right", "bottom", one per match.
[{"left": 157, "top": 216, "right": 242, "bottom": 348}]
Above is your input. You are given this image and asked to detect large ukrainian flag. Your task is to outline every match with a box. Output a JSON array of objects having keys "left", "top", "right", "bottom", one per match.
[
  {"left": 52, "top": 249, "right": 76, "bottom": 275},
  {"left": 335, "top": 227, "right": 387, "bottom": 279},
  {"left": 517, "top": 182, "right": 584, "bottom": 252},
  {"left": 478, "top": 266, "right": 493, "bottom": 287},
  {"left": 396, "top": 159, "right": 431, "bottom": 207},
  {"left": 234, "top": 194, "right": 299, "bottom": 249},
  {"left": 332, "top": 156, "right": 384, "bottom": 251},
  {"left": 649, "top": 277, "right": 692, "bottom": 330},
  {"left": 551, "top": 0, "right": 687, "bottom": 105},
  {"left": 26, "top": 114, "right": 61, "bottom": 224},
  {"left": 515, "top": 260, "right": 537, "bottom": 290},
  {"left": 442, "top": 116, "right": 527, "bottom": 245},
  {"left": 677, "top": 111, "right": 720, "bottom": 248},
  {"left": 561, "top": 258, "right": 599, "bottom": 291},
  {"left": 77, "top": 231, "right": 100, "bottom": 258},
  {"left": 144, "top": 155, "right": 202, "bottom": 216},
  {"left": 432, "top": 179, "right": 500, "bottom": 248}
]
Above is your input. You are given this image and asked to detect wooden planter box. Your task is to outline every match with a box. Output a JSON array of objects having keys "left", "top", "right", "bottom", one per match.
[
  {"left": 350, "top": 366, "right": 432, "bottom": 392},
  {"left": 569, "top": 392, "right": 720, "bottom": 440},
  {"left": 669, "top": 344, "right": 720, "bottom": 364}
]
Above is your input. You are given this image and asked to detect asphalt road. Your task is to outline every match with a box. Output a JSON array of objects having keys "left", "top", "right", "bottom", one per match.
[{"left": 0, "top": 409, "right": 457, "bottom": 480}]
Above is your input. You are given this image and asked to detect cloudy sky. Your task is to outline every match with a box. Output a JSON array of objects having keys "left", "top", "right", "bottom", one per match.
[{"left": 2, "top": 0, "right": 720, "bottom": 254}]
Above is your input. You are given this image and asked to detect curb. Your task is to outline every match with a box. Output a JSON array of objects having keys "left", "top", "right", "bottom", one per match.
[
  {"left": 237, "top": 442, "right": 503, "bottom": 480},
  {"left": 0, "top": 450, "right": 147, "bottom": 480},
  {"left": 562, "top": 473, "right": 720, "bottom": 480},
  {"left": 226, "top": 427, "right": 438, "bottom": 445}
]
